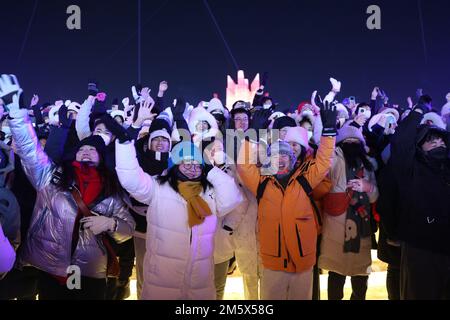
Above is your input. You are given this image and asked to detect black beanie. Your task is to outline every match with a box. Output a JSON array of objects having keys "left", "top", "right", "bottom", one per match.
[
  {"left": 77, "top": 135, "right": 106, "bottom": 158},
  {"left": 272, "top": 116, "right": 296, "bottom": 130},
  {"left": 149, "top": 118, "right": 172, "bottom": 135}
]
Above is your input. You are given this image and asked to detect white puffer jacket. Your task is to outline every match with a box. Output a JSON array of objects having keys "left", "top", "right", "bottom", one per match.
[
  {"left": 115, "top": 141, "right": 243, "bottom": 300},
  {"left": 213, "top": 165, "right": 248, "bottom": 265}
]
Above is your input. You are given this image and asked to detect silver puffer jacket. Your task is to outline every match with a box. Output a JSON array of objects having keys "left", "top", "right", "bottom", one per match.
[{"left": 9, "top": 110, "right": 135, "bottom": 279}]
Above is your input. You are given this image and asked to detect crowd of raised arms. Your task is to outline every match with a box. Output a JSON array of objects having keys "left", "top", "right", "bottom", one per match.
[{"left": 0, "top": 73, "right": 449, "bottom": 300}]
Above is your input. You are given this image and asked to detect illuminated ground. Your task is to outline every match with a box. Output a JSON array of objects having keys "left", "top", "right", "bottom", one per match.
[{"left": 127, "top": 251, "right": 389, "bottom": 300}]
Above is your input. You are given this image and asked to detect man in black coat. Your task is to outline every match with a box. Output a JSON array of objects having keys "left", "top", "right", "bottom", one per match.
[{"left": 383, "top": 96, "right": 450, "bottom": 300}]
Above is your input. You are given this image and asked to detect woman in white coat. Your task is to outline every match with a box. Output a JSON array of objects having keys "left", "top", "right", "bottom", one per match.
[{"left": 116, "top": 140, "right": 243, "bottom": 300}]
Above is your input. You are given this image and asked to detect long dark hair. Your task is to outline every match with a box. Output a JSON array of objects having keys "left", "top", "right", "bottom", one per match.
[
  {"left": 157, "top": 165, "right": 212, "bottom": 194},
  {"left": 58, "top": 156, "right": 124, "bottom": 199},
  {"left": 338, "top": 142, "right": 374, "bottom": 172}
]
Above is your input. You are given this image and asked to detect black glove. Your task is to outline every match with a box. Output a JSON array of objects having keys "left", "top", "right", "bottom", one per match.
[
  {"left": 223, "top": 225, "right": 234, "bottom": 235},
  {"left": 261, "top": 71, "right": 269, "bottom": 88},
  {"left": 171, "top": 98, "right": 186, "bottom": 121},
  {"left": 88, "top": 80, "right": 99, "bottom": 97},
  {"left": 251, "top": 109, "right": 271, "bottom": 130},
  {"left": 317, "top": 97, "right": 338, "bottom": 137},
  {"left": 58, "top": 105, "right": 74, "bottom": 129},
  {"left": 101, "top": 115, "right": 130, "bottom": 143},
  {"left": 32, "top": 105, "right": 45, "bottom": 126}
]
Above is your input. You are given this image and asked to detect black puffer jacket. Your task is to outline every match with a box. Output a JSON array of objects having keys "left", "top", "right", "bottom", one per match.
[{"left": 388, "top": 111, "right": 450, "bottom": 256}]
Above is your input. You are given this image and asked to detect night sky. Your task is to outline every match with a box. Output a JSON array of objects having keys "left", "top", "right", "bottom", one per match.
[{"left": 1, "top": 0, "right": 449, "bottom": 112}]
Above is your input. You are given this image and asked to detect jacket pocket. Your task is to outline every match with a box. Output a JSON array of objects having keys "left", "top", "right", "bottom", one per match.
[
  {"left": 295, "top": 219, "right": 316, "bottom": 257},
  {"left": 259, "top": 220, "right": 281, "bottom": 257}
]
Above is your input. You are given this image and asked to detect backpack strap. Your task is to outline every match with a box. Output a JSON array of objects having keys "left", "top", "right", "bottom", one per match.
[
  {"left": 256, "top": 178, "right": 270, "bottom": 205},
  {"left": 296, "top": 175, "right": 322, "bottom": 227}
]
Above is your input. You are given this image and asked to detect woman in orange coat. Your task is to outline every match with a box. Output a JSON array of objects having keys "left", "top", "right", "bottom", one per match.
[{"left": 237, "top": 100, "right": 337, "bottom": 300}]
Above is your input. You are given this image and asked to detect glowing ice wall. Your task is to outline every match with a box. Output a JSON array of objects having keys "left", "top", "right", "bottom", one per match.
[{"left": 226, "top": 70, "right": 260, "bottom": 110}]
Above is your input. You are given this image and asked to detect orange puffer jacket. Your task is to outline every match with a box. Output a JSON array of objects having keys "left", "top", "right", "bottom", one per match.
[{"left": 237, "top": 137, "right": 335, "bottom": 273}]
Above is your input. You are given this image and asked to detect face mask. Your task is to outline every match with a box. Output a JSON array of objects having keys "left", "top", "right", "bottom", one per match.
[
  {"left": 307, "top": 131, "right": 313, "bottom": 141},
  {"left": 427, "top": 146, "right": 448, "bottom": 161},
  {"left": 96, "top": 133, "right": 111, "bottom": 146},
  {"left": 263, "top": 103, "right": 272, "bottom": 110},
  {"left": 359, "top": 109, "right": 372, "bottom": 120}
]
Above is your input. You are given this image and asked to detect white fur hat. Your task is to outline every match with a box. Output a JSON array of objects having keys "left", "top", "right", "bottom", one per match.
[
  {"left": 336, "top": 103, "right": 349, "bottom": 120},
  {"left": 284, "top": 126, "right": 311, "bottom": 151},
  {"left": 111, "top": 110, "right": 126, "bottom": 122},
  {"left": 295, "top": 110, "right": 315, "bottom": 127},
  {"left": 368, "top": 113, "right": 397, "bottom": 132},
  {"left": 188, "top": 107, "right": 219, "bottom": 145},
  {"left": 67, "top": 102, "right": 81, "bottom": 114},
  {"left": 380, "top": 108, "right": 400, "bottom": 122},
  {"left": 207, "top": 97, "right": 225, "bottom": 114},
  {"left": 421, "top": 112, "right": 446, "bottom": 130}
]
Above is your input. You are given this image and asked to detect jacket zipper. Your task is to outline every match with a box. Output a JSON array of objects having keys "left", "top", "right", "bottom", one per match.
[{"left": 295, "top": 224, "right": 304, "bottom": 257}]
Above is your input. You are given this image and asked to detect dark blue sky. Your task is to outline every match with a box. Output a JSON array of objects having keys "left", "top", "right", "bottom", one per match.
[{"left": 1, "top": 0, "right": 449, "bottom": 111}]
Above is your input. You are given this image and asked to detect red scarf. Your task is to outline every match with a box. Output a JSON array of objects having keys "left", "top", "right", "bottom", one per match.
[
  {"left": 51, "top": 162, "right": 103, "bottom": 286},
  {"left": 72, "top": 161, "right": 103, "bottom": 205}
]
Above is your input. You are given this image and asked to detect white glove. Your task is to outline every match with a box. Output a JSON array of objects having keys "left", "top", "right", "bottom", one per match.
[
  {"left": 311, "top": 90, "right": 318, "bottom": 108},
  {"left": 0, "top": 74, "right": 23, "bottom": 111},
  {"left": 131, "top": 86, "right": 142, "bottom": 104},
  {"left": 80, "top": 216, "right": 116, "bottom": 235},
  {"left": 330, "top": 77, "right": 341, "bottom": 93},
  {"left": 347, "top": 179, "right": 374, "bottom": 193}
]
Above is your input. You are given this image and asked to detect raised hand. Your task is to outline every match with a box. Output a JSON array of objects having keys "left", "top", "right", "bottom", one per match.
[
  {"left": 158, "top": 81, "right": 168, "bottom": 96},
  {"left": 30, "top": 94, "right": 39, "bottom": 108},
  {"left": 133, "top": 97, "right": 156, "bottom": 127},
  {"left": 88, "top": 80, "right": 99, "bottom": 97},
  {"left": 330, "top": 77, "right": 341, "bottom": 93},
  {"left": 140, "top": 87, "right": 151, "bottom": 102},
  {"left": 132, "top": 85, "right": 142, "bottom": 103},
  {"left": 171, "top": 98, "right": 187, "bottom": 120},
  {"left": 371, "top": 87, "right": 379, "bottom": 100},
  {"left": 407, "top": 97, "right": 413, "bottom": 109},
  {"left": 416, "top": 88, "right": 423, "bottom": 99},
  {"left": 0, "top": 74, "right": 23, "bottom": 110},
  {"left": 317, "top": 97, "right": 338, "bottom": 137},
  {"left": 58, "top": 105, "right": 74, "bottom": 129}
]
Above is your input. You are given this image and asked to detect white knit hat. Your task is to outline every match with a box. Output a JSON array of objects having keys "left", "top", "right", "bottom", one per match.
[
  {"left": 336, "top": 124, "right": 366, "bottom": 146},
  {"left": 284, "top": 126, "right": 311, "bottom": 150},
  {"left": 149, "top": 128, "right": 172, "bottom": 150}
]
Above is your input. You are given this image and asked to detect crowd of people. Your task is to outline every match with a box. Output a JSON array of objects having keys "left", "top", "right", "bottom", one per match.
[{"left": 0, "top": 73, "right": 448, "bottom": 300}]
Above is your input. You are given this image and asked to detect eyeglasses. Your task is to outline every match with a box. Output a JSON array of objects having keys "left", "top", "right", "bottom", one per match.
[
  {"left": 182, "top": 163, "right": 202, "bottom": 171},
  {"left": 234, "top": 117, "right": 249, "bottom": 123},
  {"left": 152, "top": 137, "right": 169, "bottom": 143}
]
